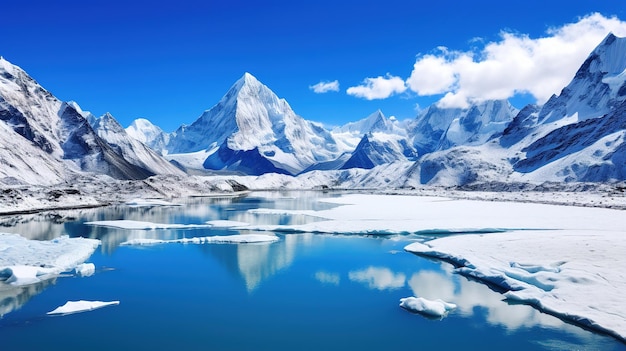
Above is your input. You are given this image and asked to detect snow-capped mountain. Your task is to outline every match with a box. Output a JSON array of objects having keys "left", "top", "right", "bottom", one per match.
[
  {"left": 340, "top": 133, "right": 417, "bottom": 170},
  {"left": 506, "top": 33, "right": 626, "bottom": 182},
  {"left": 328, "top": 110, "right": 416, "bottom": 170},
  {"left": 406, "top": 33, "right": 626, "bottom": 185},
  {"left": 166, "top": 73, "right": 340, "bottom": 175},
  {"left": 411, "top": 99, "right": 518, "bottom": 155},
  {"left": 125, "top": 118, "right": 170, "bottom": 154},
  {"left": 0, "top": 57, "right": 181, "bottom": 185},
  {"left": 90, "top": 113, "right": 185, "bottom": 177},
  {"left": 3, "top": 32, "right": 626, "bottom": 188}
]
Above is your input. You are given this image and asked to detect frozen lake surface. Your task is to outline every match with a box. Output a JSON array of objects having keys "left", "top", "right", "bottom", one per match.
[{"left": 0, "top": 191, "right": 625, "bottom": 350}]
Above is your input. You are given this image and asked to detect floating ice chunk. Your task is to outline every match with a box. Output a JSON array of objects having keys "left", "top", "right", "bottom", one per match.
[
  {"left": 75, "top": 263, "right": 95, "bottom": 277},
  {"left": 0, "top": 234, "right": 100, "bottom": 286},
  {"left": 125, "top": 198, "right": 178, "bottom": 206},
  {"left": 399, "top": 296, "right": 457, "bottom": 318},
  {"left": 205, "top": 220, "right": 250, "bottom": 228},
  {"left": 84, "top": 220, "right": 211, "bottom": 230},
  {"left": 0, "top": 265, "right": 55, "bottom": 285},
  {"left": 121, "top": 234, "right": 279, "bottom": 246},
  {"left": 47, "top": 300, "right": 119, "bottom": 315}
]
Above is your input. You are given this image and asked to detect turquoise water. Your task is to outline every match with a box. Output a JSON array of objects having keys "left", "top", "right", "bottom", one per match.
[{"left": 0, "top": 192, "right": 624, "bottom": 350}]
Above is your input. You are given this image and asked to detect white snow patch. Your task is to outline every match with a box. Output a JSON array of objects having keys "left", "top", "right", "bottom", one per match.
[
  {"left": 399, "top": 296, "right": 457, "bottom": 318},
  {"left": 47, "top": 300, "right": 119, "bottom": 315},
  {"left": 121, "top": 234, "right": 278, "bottom": 246}
]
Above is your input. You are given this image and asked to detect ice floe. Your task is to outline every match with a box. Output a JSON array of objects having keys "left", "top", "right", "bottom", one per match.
[
  {"left": 84, "top": 220, "right": 211, "bottom": 230},
  {"left": 125, "top": 198, "right": 178, "bottom": 206},
  {"left": 74, "top": 263, "right": 95, "bottom": 277},
  {"left": 47, "top": 300, "right": 119, "bottom": 315},
  {"left": 399, "top": 296, "right": 457, "bottom": 318},
  {"left": 0, "top": 234, "right": 100, "bottom": 286},
  {"left": 205, "top": 220, "right": 250, "bottom": 228},
  {"left": 121, "top": 234, "right": 279, "bottom": 246}
]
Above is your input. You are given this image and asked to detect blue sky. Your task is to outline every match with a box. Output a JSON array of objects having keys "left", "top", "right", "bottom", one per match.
[{"left": 2, "top": 1, "right": 625, "bottom": 131}]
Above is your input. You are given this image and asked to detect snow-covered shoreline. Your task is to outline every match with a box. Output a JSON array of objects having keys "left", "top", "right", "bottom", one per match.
[{"left": 1, "top": 174, "right": 625, "bottom": 217}]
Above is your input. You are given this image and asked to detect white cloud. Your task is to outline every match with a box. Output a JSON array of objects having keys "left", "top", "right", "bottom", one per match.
[
  {"left": 404, "top": 13, "right": 626, "bottom": 108},
  {"left": 309, "top": 80, "right": 340, "bottom": 93},
  {"left": 346, "top": 74, "right": 407, "bottom": 100}
]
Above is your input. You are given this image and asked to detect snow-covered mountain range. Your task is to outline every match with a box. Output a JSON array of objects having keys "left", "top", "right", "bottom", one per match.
[
  {"left": 2, "top": 33, "right": 626, "bottom": 187},
  {"left": 0, "top": 57, "right": 183, "bottom": 185}
]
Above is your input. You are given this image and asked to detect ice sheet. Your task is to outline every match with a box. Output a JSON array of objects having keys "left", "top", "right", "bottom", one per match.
[
  {"left": 47, "top": 300, "right": 119, "bottom": 315},
  {"left": 246, "top": 194, "right": 626, "bottom": 234},
  {"left": 121, "top": 234, "right": 279, "bottom": 246},
  {"left": 405, "top": 229, "right": 626, "bottom": 342},
  {"left": 0, "top": 234, "right": 100, "bottom": 286}
]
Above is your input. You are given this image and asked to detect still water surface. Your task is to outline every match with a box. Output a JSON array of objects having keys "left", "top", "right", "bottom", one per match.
[{"left": 0, "top": 191, "right": 624, "bottom": 350}]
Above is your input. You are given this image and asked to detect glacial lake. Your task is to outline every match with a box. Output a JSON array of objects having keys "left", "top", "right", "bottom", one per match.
[{"left": 0, "top": 191, "right": 624, "bottom": 350}]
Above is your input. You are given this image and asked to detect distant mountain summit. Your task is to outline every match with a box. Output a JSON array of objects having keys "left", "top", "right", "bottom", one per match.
[
  {"left": 166, "top": 73, "right": 340, "bottom": 175},
  {"left": 126, "top": 118, "right": 170, "bottom": 153},
  {"left": 411, "top": 99, "right": 518, "bottom": 155}
]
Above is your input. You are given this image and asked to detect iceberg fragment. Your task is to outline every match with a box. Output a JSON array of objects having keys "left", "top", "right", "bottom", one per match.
[
  {"left": 121, "top": 234, "right": 279, "bottom": 246},
  {"left": 399, "top": 296, "right": 457, "bottom": 318},
  {"left": 84, "top": 220, "right": 211, "bottom": 230},
  {"left": 74, "top": 263, "right": 95, "bottom": 277},
  {"left": 47, "top": 300, "right": 119, "bottom": 315}
]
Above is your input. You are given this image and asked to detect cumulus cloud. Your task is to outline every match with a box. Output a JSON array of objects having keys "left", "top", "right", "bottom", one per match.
[
  {"left": 343, "top": 13, "right": 623, "bottom": 108},
  {"left": 309, "top": 80, "right": 340, "bottom": 93},
  {"left": 346, "top": 74, "right": 407, "bottom": 100},
  {"left": 406, "top": 13, "right": 626, "bottom": 108}
]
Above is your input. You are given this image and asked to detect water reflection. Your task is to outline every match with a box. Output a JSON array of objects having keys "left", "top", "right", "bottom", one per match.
[
  {"left": 315, "top": 271, "right": 341, "bottom": 285},
  {"left": 0, "top": 279, "right": 56, "bottom": 317},
  {"left": 407, "top": 265, "right": 603, "bottom": 343},
  {"left": 197, "top": 234, "right": 312, "bottom": 292},
  {"left": 348, "top": 267, "right": 406, "bottom": 290}
]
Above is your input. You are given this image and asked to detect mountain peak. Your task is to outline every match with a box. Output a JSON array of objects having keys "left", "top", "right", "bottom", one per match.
[
  {"left": 235, "top": 72, "right": 262, "bottom": 89},
  {"left": 587, "top": 32, "right": 626, "bottom": 75}
]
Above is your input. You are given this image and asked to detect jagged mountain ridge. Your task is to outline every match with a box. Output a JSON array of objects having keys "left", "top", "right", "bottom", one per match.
[
  {"left": 0, "top": 57, "right": 182, "bottom": 185},
  {"left": 90, "top": 113, "right": 185, "bottom": 177},
  {"left": 166, "top": 72, "right": 341, "bottom": 175},
  {"left": 414, "top": 33, "right": 626, "bottom": 185}
]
